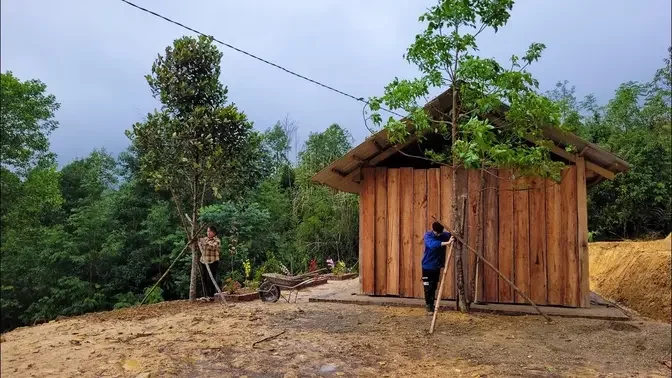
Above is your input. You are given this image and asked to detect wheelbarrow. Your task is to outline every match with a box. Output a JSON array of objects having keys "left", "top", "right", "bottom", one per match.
[{"left": 258, "top": 269, "right": 326, "bottom": 303}]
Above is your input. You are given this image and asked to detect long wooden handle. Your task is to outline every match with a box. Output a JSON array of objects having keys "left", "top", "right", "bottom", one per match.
[{"left": 429, "top": 243, "right": 454, "bottom": 334}]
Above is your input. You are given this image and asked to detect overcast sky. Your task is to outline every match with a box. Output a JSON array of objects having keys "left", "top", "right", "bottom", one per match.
[{"left": 2, "top": 0, "right": 670, "bottom": 166}]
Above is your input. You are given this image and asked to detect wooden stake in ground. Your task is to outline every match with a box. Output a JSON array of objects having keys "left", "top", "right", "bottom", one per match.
[
  {"left": 429, "top": 243, "right": 455, "bottom": 334},
  {"left": 474, "top": 257, "right": 481, "bottom": 304}
]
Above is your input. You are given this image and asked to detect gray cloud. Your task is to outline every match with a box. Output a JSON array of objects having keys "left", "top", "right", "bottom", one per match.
[{"left": 1, "top": 0, "right": 669, "bottom": 166}]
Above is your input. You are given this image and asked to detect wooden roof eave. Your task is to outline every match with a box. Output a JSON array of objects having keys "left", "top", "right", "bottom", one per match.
[
  {"left": 311, "top": 131, "right": 418, "bottom": 194},
  {"left": 312, "top": 88, "right": 631, "bottom": 192}
]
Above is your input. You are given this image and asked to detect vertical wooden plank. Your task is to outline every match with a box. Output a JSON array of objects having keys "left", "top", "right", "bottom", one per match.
[
  {"left": 399, "top": 168, "right": 414, "bottom": 298},
  {"left": 561, "top": 165, "right": 579, "bottom": 306},
  {"left": 425, "top": 168, "right": 445, "bottom": 302},
  {"left": 360, "top": 167, "right": 376, "bottom": 295},
  {"left": 513, "top": 176, "right": 530, "bottom": 303},
  {"left": 413, "top": 169, "right": 428, "bottom": 299},
  {"left": 497, "top": 169, "right": 514, "bottom": 303},
  {"left": 467, "top": 169, "right": 481, "bottom": 302},
  {"left": 483, "top": 169, "right": 499, "bottom": 302},
  {"left": 374, "top": 167, "right": 388, "bottom": 295},
  {"left": 546, "top": 175, "right": 564, "bottom": 305},
  {"left": 427, "top": 169, "right": 441, "bottom": 229},
  {"left": 529, "top": 177, "right": 547, "bottom": 305},
  {"left": 440, "top": 166, "right": 454, "bottom": 299},
  {"left": 576, "top": 158, "right": 591, "bottom": 308},
  {"left": 427, "top": 168, "right": 441, "bottom": 302},
  {"left": 455, "top": 168, "right": 470, "bottom": 300},
  {"left": 386, "top": 169, "right": 400, "bottom": 296}
]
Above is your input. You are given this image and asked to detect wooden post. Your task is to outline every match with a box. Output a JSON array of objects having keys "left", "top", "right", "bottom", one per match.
[
  {"left": 429, "top": 244, "right": 455, "bottom": 334},
  {"left": 474, "top": 257, "right": 481, "bottom": 304},
  {"left": 576, "top": 158, "right": 590, "bottom": 307}
]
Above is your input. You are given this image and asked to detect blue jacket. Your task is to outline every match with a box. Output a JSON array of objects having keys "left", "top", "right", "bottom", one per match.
[{"left": 422, "top": 231, "right": 451, "bottom": 270}]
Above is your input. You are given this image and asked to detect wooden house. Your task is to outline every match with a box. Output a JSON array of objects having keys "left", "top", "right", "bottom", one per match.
[{"left": 312, "top": 89, "right": 630, "bottom": 308}]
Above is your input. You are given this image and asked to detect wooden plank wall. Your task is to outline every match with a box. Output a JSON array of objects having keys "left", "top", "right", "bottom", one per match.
[
  {"left": 412, "top": 170, "right": 427, "bottom": 298},
  {"left": 374, "top": 168, "right": 387, "bottom": 295},
  {"left": 399, "top": 168, "right": 414, "bottom": 298},
  {"left": 358, "top": 165, "right": 588, "bottom": 307},
  {"left": 439, "top": 166, "right": 454, "bottom": 299}
]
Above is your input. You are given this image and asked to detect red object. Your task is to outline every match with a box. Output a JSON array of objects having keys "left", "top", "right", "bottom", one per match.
[{"left": 308, "top": 258, "right": 318, "bottom": 272}]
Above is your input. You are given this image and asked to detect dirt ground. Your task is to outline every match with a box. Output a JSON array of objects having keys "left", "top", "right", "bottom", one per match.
[
  {"left": 590, "top": 236, "right": 671, "bottom": 323},
  {"left": 2, "top": 279, "right": 671, "bottom": 378}
]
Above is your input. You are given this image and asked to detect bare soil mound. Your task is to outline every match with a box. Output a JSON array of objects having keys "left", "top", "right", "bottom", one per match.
[{"left": 590, "top": 238, "right": 672, "bottom": 322}]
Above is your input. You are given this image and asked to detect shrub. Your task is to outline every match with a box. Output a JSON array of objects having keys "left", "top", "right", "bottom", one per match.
[
  {"left": 223, "top": 278, "right": 242, "bottom": 295},
  {"left": 333, "top": 261, "right": 347, "bottom": 275}
]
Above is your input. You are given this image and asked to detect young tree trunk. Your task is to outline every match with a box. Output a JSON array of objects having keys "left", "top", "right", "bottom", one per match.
[
  {"left": 188, "top": 188, "right": 200, "bottom": 300},
  {"left": 470, "top": 169, "right": 486, "bottom": 302},
  {"left": 451, "top": 84, "right": 469, "bottom": 313}
]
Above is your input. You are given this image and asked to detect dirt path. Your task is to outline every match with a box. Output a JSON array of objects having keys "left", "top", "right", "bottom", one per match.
[{"left": 2, "top": 280, "right": 671, "bottom": 377}]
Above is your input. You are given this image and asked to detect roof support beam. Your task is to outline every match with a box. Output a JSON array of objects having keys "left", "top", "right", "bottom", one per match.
[
  {"left": 518, "top": 131, "right": 616, "bottom": 180},
  {"left": 371, "top": 139, "right": 385, "bottom": 152},
  {"left": 352, "top": 155, "right": 367, "bottom": 163},
  {"left": 547, "top": 144, "right": 615, "bottom": 180},
  {"left": 331, "top": 168, "right": 348, "bottom": 177}
]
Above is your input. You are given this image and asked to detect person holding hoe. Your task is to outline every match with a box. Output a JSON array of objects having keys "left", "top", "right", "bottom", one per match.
[
  {"left": 198, "top": 225, "right": 221, "bottom": 301},
  {"left": 422, "top": 221, "right": 454, "bottom": 314}
]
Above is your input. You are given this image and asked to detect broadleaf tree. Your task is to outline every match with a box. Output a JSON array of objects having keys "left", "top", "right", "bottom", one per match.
[
  {"left": 0, "top": 72, "right": 60, "bottom": 173},
  {"left": 127, "top": 35, "right": 259, "bottom": 299},
  {"left": 367, "top": 0, "right": 566, "bottom": 311}
]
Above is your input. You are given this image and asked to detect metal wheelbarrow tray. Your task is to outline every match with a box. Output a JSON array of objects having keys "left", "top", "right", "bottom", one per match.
[{"left": 258, "top": 272, "right": 324, "bottom": 303}]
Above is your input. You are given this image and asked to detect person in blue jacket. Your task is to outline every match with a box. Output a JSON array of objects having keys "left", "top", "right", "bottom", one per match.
[{"left": 422, "top": 221, "right": 454, "bottom": 314}]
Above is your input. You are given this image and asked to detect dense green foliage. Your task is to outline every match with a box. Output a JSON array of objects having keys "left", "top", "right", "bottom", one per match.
[
  {"left": 0, "top": 72, "right": 60, "bottom": 173},
  {"left": 548, "top": 48, "right": 671, "bottom": 240},
  {"left": 0, "top": 46, "right": 358, "bottom": 329},
  {"left": 368, "top": 0, "right": 566, "bottom": 181},
  {"left": 0, "top": 33, "right": 668, "bottom": 330}
]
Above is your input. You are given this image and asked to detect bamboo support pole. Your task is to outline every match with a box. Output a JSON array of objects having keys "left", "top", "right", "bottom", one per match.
[{"left": 429, "top": 244, "right": 455, "bottom": 334}]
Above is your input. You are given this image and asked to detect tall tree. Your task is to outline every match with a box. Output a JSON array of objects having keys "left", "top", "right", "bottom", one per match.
[
  {"left": 584, "top": 49, "right": 671, "bottom": 238},
  {"left": 546, "top": 80, "right": 583, "bottom": 134},
  {"left": 128, "top": 35, "right": 258, "bottom": 299},
  {"left": 295, "top": 124, "right": 358, "bottom": 269},
  {"left": 264, "top": 115, "right": 298, "bottom": 174},
  {"left": 367, "top": 0, "right": 564, "bottom": 311},
  {"left": 0, "top": 72, "right": 60, "bottom": 173}
]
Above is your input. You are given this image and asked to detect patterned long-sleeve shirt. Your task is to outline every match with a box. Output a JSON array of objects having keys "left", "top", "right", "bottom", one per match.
[{"left": 199, "top": 236, "right": 221, "bottom": 264}]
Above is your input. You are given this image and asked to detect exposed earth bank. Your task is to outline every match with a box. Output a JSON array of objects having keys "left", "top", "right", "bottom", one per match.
[{"left": 590, "top": 235, "right": 671, "bottom": 322}]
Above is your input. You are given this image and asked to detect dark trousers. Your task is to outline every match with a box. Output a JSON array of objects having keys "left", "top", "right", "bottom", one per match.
[
  {"left": 422, "top": 269, "right": 440, "bottom": 309},
  {"left": 200, "top": 261, "right": 219, "bottom": 298}
]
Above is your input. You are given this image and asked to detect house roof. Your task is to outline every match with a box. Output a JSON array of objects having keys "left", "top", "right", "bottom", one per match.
[{"left": 312, "top": 89, "right": 631, "bottom": 194}]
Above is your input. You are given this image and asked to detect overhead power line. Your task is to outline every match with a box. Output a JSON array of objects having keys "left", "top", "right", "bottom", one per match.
[{"left": 118, "top": 0, "right": 403, "bottom": 117}]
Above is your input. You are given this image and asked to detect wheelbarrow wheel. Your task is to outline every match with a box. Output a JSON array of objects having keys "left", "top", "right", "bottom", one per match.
[{"left": 259, "top": 281, "right": 280, "bottom": 303}]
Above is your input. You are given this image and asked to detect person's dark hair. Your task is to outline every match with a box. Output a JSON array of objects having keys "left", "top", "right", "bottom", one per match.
[
  {"left": 431, "top": 221, "right": 444, "bottom": 234},
  {"left": 207, "top": 225, "right": 218, "bottom": 236}
]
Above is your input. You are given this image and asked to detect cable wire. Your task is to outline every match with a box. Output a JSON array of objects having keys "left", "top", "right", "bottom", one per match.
[{"left": 118, "top": 0, "right": 403, "bottom": 117}]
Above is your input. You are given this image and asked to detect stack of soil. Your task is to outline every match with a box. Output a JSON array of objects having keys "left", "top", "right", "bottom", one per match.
[{"left": 589, "top": 235, "right": 671, "bottom": 322}]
